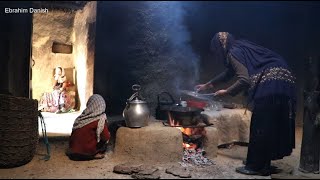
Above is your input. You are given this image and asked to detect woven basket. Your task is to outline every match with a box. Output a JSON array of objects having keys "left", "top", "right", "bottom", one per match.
[{"left": 0, "top": 94, "right": 39, "bottom": 168}]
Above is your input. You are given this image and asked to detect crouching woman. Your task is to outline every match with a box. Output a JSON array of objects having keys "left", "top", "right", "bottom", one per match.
[{"left": 66, "top": 94, "right": 111, "bottom": 160}]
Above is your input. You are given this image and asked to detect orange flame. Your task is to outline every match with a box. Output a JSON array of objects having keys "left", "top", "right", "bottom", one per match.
[
  {"left": 183, "top": 143, "right": 197, "bottom": 150},
  {"left": 181, "top": 127, "right": 192, "bottom": 136},
  {"left": 168, "top": 112, "right": 206, "bottom": 150}
]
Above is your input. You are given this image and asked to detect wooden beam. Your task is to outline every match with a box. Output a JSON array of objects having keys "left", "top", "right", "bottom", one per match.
[{"left": 32, "top": 1, "right": 88, "bottom": 11}]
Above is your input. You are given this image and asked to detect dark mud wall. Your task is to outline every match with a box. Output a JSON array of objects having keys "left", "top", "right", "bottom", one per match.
[
  {"left": 0, "top": 1, "right": 33, "bottom": 98},
  {"left": 94, "top": 2, "right": 199, "bottom": 116}
]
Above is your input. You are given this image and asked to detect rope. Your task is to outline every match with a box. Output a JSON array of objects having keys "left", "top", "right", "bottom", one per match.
[{"left": 38, "top": 111, "right": 51, "bottom": 161}]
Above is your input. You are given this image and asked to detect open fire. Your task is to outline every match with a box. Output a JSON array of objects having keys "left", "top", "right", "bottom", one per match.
[
  {"left": 180, "top": 127, "right": 206, "bottom": 150},
  {"left": 168, "top": 111, "right": 207, "bottom": 150},
  {"left": 168, "top": 112, "right": 214, "bottom": 167}
]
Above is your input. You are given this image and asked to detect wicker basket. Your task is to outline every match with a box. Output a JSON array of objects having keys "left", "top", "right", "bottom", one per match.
[{"left": 0, "top": 94, "right": 39, "bottom": 168}]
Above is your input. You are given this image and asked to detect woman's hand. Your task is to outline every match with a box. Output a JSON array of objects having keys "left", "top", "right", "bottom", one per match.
[
  {"left": 195, "top": 84, "right": 206, "bottom": 92},
  {"left": 195, "top": 83, "right": 213, "bottom": 92},
  {"left": 214, "top": 89, "right": 228, "bottom": 96}
]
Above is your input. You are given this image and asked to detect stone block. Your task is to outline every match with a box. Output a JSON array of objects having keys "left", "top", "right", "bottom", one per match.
[{"left": 203, "top": 126, "right": 219, "bottom": 159}]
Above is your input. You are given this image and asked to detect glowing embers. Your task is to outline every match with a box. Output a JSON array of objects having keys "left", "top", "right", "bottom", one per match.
[
  {"left": 180, "top": 148, "right": 214, "bottom": 167},
  {"left": 180, "top": 126, "right": 214, "bottom": 167},
  {"left": 168, "top": 113, "right": 214, "bottom": 167}
]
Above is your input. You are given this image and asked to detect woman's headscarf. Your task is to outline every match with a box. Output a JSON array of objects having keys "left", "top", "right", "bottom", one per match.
[
  {"left": 54, "top": 66, "right": 67, "bottom": 83},
  {"left": 210, "top": 32, "right": 289, "bottom": 75},
  {"left": 72, "top": 94, "right": 107, "bottom": 142},
  {"left": 210, "top": 32, "right": 296, "bottom": 101},
  {"left": 210, "top": 32, "right": 235, "bottom": 66}
]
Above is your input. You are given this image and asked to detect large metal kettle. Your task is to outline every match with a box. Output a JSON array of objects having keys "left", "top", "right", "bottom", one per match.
[{"left": 123, "top": 84, "right": 150, "bottom": 128}]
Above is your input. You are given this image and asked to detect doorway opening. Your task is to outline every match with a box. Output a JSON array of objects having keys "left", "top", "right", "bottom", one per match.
[{"left": 30, "top": 2, "right": 97, "bottom": 136}]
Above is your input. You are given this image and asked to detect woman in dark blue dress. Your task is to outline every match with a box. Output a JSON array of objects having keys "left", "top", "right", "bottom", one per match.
[{"left": 196, "top": 32, "right": 297, "bottom": 176}]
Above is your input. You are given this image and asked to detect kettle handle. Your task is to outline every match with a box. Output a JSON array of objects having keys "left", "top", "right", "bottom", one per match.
[
  {"left": 128, "top": 92, "right": 139, "bottom": 102},
  {"left": 157, "top": 92, "right": 175, "bottom": 105},
  {"left": 128, "top": 84, "right": 145, "bottom": 102},
  {"left": 132, "top": 84, "right": 141, "bottom": 91}
]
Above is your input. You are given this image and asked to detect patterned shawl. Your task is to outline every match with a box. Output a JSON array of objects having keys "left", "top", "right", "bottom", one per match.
[{"left": 72, "top": 94, "right": 107, "bottom": 142}]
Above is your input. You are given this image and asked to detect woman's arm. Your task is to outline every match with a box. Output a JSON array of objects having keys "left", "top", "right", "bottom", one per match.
[
  {"left": 225, "top": 55, "right": 251, "bottom": 96},
  {"left": 195, "top": 59, "right": 235, "bottom": 92},
  {"left": 207, "top": 67, "right": 235, "bottom": 86},
  {"left": 100, "top": 125, "right": 111, "bottom": 143}
]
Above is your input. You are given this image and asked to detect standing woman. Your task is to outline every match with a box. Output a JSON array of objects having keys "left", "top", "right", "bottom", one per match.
[
  {"left": 66, "top": 94, "right": 111, "bottom": 160},
  {"left": 195, "top": 32, "right": 297, "bottom": 176}
]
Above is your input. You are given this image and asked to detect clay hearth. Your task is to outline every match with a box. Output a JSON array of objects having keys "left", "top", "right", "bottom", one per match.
[{"left": 113, "top": 119, "right": 218, "bottom": 164}]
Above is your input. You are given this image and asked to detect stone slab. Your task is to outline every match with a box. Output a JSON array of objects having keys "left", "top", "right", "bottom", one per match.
[
  {"left": 203, "top": 108, "right": 252, "bottom": 146},
  {"left": 113, "top": 121, "right": 183, "bottom": 163}
]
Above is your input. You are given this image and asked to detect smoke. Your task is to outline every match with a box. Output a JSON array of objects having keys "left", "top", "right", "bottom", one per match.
[{"left": 125, "top": 1, "right": 200, "bottom": 114}]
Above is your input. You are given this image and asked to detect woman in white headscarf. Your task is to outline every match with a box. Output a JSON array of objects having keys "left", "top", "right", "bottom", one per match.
[
  {"left": 38, "top": 66, "right": 75, "bottom": 113},
  {"left": 66, "top": 94, "right": 111, "bottom": 161}
]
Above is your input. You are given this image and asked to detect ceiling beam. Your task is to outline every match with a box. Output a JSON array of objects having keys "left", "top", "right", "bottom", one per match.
[{"left": 32, "top": 1, "right": 88, "bottom": 11}]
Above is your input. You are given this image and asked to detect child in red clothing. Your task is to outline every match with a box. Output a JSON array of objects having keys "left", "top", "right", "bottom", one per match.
[{"left": 66, "top": 94, "right": 110, "bottom": 160}]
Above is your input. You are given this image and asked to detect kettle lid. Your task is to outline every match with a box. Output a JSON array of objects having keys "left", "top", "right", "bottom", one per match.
[{"left": 129, "top": 99, "right": 147, "bottom": 104}]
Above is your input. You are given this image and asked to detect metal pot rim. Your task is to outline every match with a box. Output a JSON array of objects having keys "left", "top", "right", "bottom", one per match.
[{"left": 161, "top": 105, "right": 203, "bottom": 113}]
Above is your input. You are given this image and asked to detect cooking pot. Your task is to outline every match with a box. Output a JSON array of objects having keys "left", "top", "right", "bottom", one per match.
[
  {"left": 161, "top": 105, "right": 204, "bottom": 126},
  {"left": 155, "top": 92, "right": 205, "bottom": 126}
]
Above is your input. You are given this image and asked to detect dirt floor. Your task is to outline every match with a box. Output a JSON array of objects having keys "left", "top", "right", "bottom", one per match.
[{"left": 0, "top": 127, "right": 319, "bottom": 179}]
